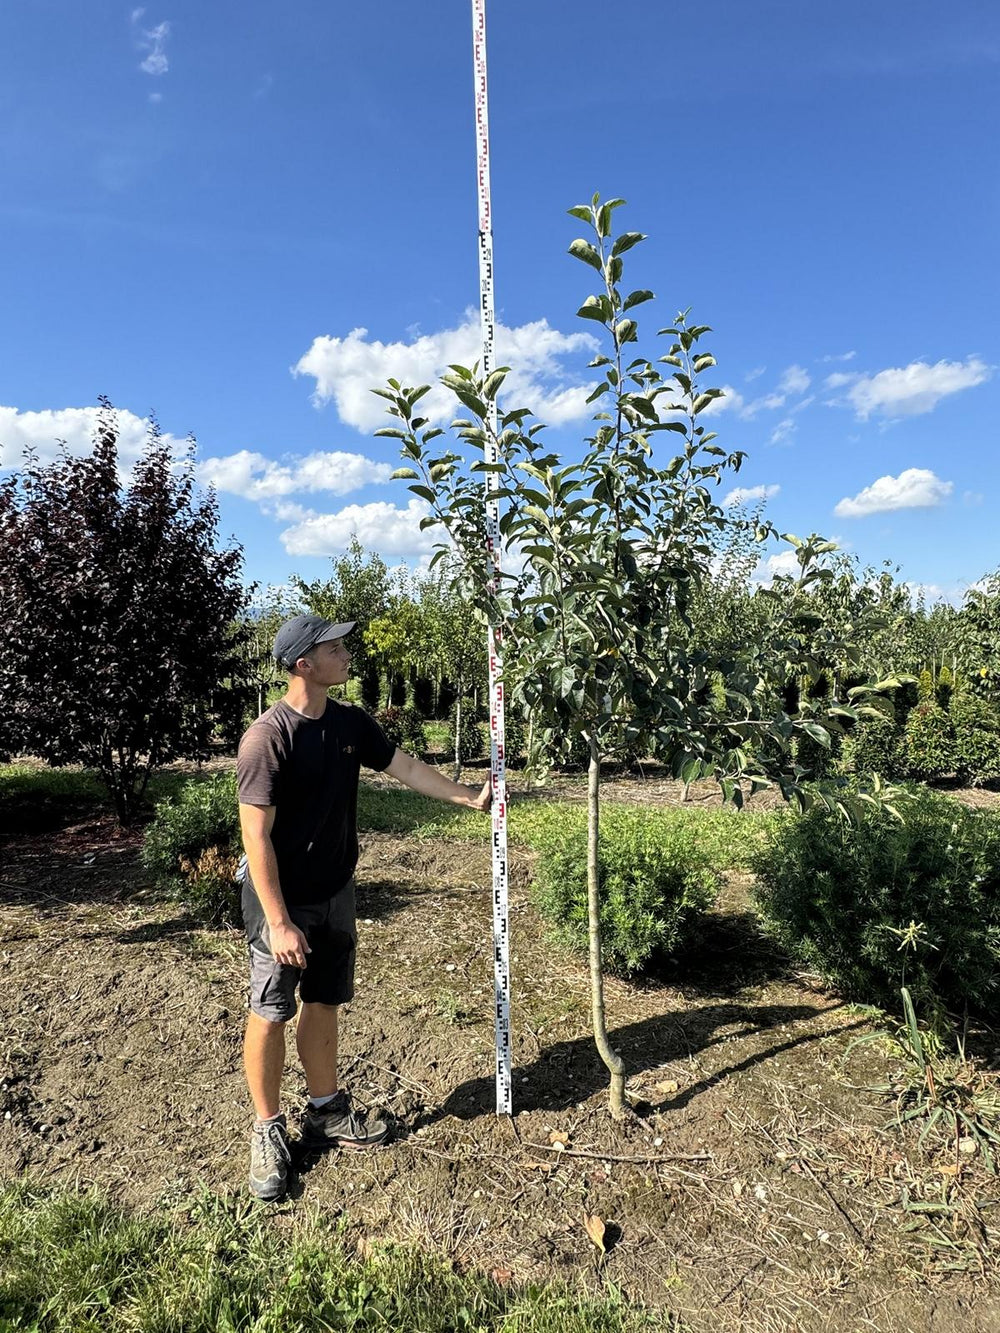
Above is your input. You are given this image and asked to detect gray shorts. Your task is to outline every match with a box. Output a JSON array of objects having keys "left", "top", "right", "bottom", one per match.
[{"left": 241, "top": 878, "right": 357, "bottom": 1023}]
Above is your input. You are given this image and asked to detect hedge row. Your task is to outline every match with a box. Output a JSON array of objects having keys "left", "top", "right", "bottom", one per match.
[
  {"left": 143, "top": 773, "right": 1000, "bottom": 1013},
  {"left": 141, "top": 774, "right": 776, "bottom": 973}
]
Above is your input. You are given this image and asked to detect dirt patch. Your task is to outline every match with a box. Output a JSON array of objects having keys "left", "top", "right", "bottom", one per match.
[{"left": 2, "top": 818, "right": 1000, "bottom": 1332}]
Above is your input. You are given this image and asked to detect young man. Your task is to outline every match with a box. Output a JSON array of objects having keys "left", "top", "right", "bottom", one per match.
[{"left": 237, "top": 613, "right": 490, "bottom": 1201}]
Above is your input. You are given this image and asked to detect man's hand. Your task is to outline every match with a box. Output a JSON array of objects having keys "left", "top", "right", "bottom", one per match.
[
  {"left": 471, "top": 778, "right": 492, "bottom": 812},
  {"left": 269, "top": 920, "right": 311, "bottom": 969}
]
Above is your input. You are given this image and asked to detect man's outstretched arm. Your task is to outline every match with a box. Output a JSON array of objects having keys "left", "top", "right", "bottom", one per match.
[{"left": 385, "top": 749, "right": 492, "bottom": 811}]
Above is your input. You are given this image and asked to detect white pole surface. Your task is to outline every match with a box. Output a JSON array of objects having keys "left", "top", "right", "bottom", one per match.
[{"left": 471, "top": 0, "right": 512, "bottom": 1117}]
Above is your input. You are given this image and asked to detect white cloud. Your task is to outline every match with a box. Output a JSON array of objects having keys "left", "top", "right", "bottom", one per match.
[
  {"left": 744, "top": 366, "right": 766, "bottom": 382},
  {"left": 134, "top": 16, "right": 170, "bottom": 77},
  {"left": 148, "top": 91, "right": 163, "bottom": 104},
  {"left": 740, "top": 392, "right": 785, "bottom": 419},
  {"left": 834, "top": 467, "right": 953, "bottom": 518},
  {"left": 279, "top": 498, "right": 436, "bottom": 559},
  {"left": 722, "top": 483, "right": 780, "bottom": 508},
  {"left": 0, "top": 404, "right": 181, "bottom": 471},
  {"left": 754, "top": 549, "right": 801, "bottom": 586},
  {"left": 769, "top": 418, "right": 796, "bottom": 446},
  {"left": 824, "top": 371, "right": 856, "bottom": 390},
  {"left": 778, "top": 364, "right": 810, "bottom": 395},
  {"left": 791, "top": 394, "right": 815, "bottom": 414},
  {"left": 845, "top": 357, "right": 991, "bottom": 420},
  {"left": 198, "top": 448, "right": 392, "bottom": 500},
  {"left": 293, "top": 315, "right": 599, "bottom": 432},
  {"left": 820, "top": 351, "right": 856, "bottom": 363}
]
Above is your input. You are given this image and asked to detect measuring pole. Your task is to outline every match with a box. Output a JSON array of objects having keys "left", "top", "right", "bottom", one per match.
[{"left": 471, "top": 0, "right": 511, "bottom": 1117}]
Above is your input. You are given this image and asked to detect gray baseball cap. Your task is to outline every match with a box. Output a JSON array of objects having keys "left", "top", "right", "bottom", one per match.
[{"left": 272, "top": 614, "right": 356, "bottom": 669}]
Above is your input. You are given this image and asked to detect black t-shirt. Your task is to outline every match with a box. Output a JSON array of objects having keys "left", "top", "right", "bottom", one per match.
[{"left": 236, "top": 699, "right": 396, "bottom": 905}]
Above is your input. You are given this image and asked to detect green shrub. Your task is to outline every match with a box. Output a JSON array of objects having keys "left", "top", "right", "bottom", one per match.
[
  {"left": 952, "top": 691, "right": 1000, "bottom": 786},
  {"left": 839, "top": 711, "right": 904, "bottom": 780},
  {"left": 447, "top": 702, "right": 486, "bottom": 764},
  {"left": 917, "top": 667, "right": 935, "bottom": 701},
  {"left": 142, "top": 774, "right": 241, "bottom": 924},
  {"left": 412, "top": 676, "right": 435, "bottom": 717},
  {"left": 752, "top": 787, "right": 1000, "bottom": 1012},
  {"left": 794, "top": 727, "right": 838, "bottom": 779},
  {"left": 903, "top": 700, "right": 957, "bottom": 780},
  {"left": 374, "top": 705, "right": 426, "bottom": 755},
  {"left": 500, "top": 708, "right": 526, "bottom": 767},
  {"left": 936, "top": 664, "right": 954, "bottom": 710},
  {"left": 531, "top": 806, "right": 719, "bottom": 975}
]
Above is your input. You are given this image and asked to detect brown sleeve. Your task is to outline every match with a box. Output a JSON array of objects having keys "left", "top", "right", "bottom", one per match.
[{"left": 237, "top": 723, "right": 285, "bottom": 806}]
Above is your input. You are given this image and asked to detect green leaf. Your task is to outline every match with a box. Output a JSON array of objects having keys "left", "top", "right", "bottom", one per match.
[
  {"left": 577, "top": 297, "right": 608, "bottom": 323},
  {"left": 611, "top": 231, "right": 645, "bottom": 257},
  {"left": 483, "top": 369, "right": 508, "bottom": 400},
  {"left": 568, "top": 239, "right": 603, "bottom": 271},
  {"left": 567, "top": 205, "right": 593, "bottom": 222},
  {"left": 622, "top": 289, "right": 654, "bottom": 312},
  {"left": 374, "top": 428, "right": 409, "bottom": 440},
  {"left": 799, "top": 721, "right": 831, "bottom": 749},
  {"left": 390, "top": 468, "right": 420, "bottom": 480}
]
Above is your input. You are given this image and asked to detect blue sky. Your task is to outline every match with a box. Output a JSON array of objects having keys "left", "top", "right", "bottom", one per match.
[{"left": 2, "top": 1, "right": 998, "bottom": 602}]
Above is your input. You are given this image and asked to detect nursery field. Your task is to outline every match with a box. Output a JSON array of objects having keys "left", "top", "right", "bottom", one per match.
[{"left": 2, "top": 761, "right": 1000, "bottom": 1333}]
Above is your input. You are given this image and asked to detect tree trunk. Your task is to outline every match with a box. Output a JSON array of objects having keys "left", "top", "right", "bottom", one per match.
[
  {"left": 586, "top": 733, "right": 626, "bottom": 1118},
  {"left": 452, "top": 693, "right": 463, "bottom": 782}
]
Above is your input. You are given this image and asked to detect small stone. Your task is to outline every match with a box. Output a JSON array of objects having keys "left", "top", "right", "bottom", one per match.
[{"left": 958, "top": 1137, "right": 977, "bottom": 1155}]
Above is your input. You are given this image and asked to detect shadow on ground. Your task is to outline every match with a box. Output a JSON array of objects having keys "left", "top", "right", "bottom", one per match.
[{"left": 428, "top": 1001, "right": 864, "bottom": 1121}]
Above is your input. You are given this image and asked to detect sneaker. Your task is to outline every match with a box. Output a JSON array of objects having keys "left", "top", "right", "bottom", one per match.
[
  {"left": 249, "top": 1114, "right": 291, "bottom": 1201},
  {"left": 302, "top": 1091, "right": 389, "bottom": 1150}
]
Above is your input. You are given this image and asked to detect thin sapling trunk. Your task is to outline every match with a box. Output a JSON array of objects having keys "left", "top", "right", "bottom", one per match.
[{"left": 586, "top": 732, "right": 626, "bottom": 1118}]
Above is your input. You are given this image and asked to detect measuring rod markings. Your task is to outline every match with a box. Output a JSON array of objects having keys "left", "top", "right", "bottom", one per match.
[{"left": 471, "top": 0, "right": 511, "bottom": 1117}]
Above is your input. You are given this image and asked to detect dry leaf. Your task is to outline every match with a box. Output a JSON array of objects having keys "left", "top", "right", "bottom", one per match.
[
  {"left": 492, "top": 1267, "right": 513, "bottom": 1285},
  {"left": 732, "top": 1179, "right": 744, "bottom": 1198},
  {"left": 939, "top": 1163, "right": 961, "bottom": 1176},
  {"left": 655, "top": 1079, "right": 679, "bottom": 1095},
  {"left": 583, "top": 1211, "right": 606, "bottom": 1254},
  {"left": 548, "top": 1129, "right": 571, "bottom": 1150}
]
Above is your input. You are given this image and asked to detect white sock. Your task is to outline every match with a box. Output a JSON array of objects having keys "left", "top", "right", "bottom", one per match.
[{"left": 309, "top": 1092, "right": 337, "bottom": 1109}]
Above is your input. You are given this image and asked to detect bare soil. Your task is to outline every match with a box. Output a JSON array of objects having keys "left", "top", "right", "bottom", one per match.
[{"left": 2, "top": 779, "right": 1000, "bottom": 1333}]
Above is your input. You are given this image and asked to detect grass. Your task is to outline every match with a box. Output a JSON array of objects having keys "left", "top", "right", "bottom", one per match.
[{"left": 0, "top": 1182, "right": 671, "bottom": 1333}]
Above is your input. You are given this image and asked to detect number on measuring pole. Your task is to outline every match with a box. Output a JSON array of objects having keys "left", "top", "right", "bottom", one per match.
[{"left": 471, "top": 0, "right": 511, "bottom": 1116}]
